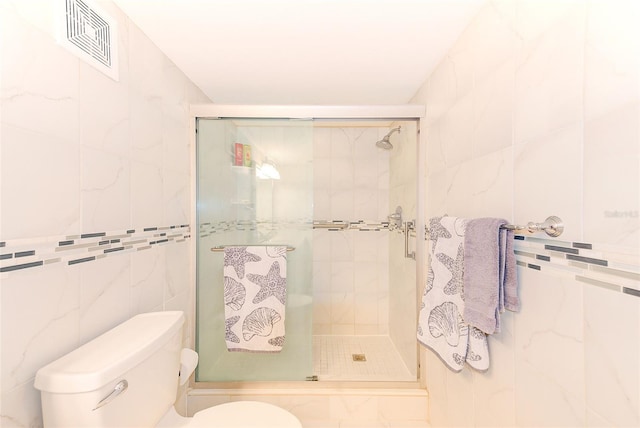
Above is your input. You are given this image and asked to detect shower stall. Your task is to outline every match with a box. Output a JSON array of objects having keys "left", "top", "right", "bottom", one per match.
[{"left": 193, "top": 105, "right": 424, "bottom": 384}]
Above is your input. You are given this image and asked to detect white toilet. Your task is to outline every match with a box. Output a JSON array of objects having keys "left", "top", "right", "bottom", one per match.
[{"left": 34, "top": 311, "right": 302, "bottom": 428}]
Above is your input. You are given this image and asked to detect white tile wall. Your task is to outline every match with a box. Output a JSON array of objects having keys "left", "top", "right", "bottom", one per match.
[
  {"left": 412, "top": 0, "right": 640, "bottom": 426},
  {"left": 513, "top": 268, "right": 586, "bottom": 425},
  {"left": 1, "top": 124, "right": 81, "bottom": 239},
  {"left": 312, "top": 127, "right": 390, "bottom": 336},
  {"left": 583, "top": 105, "right": 639, "bottom": 248},
  {"left": 1, "top": 263, "right": 80, "bottom": 394},
  {"left": 584, "top": 285, "right": 640, "bottom": 427},
  {"left": 0, "top": 1, "right": 208, "bottom": 425}
]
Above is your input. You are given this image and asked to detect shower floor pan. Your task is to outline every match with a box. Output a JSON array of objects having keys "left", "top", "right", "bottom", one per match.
[
  {"left": 193, "top": 335, "right": 417, "bottom": 386},
  {"left": 313, "top": 335, "right": 416, "bottom": 382}
]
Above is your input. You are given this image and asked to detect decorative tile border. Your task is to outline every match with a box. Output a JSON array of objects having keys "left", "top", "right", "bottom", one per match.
[
  {"left": 198, "top": 220, "right": 388, "bottom": 238},
  {"left": 513, "top": 235, "right": 640, "bottom": 298},
  {"left": 335, "top": 221, "right": 390, "bottom": 232},
  {"left": 0, "top": 225, "right": 190, "bottom": 274},
  {"left": 199, "top": 220, "right": 265, "bottom": 236}
]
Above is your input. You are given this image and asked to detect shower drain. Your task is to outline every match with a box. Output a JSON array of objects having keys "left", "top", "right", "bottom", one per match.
[{"left": 352, "top": 354, "right": 367, "bottom": 362}]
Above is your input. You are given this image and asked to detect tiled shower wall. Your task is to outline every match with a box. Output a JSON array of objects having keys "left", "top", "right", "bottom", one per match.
[
  {"left": 312, "top": 127, "right": 391, "bottom": 335},
  {"left": 0, "top": 1, "right": 209, "bottom": 425},
  {"left": 412, "top": 0, "right": 640, "bottom": 426}
]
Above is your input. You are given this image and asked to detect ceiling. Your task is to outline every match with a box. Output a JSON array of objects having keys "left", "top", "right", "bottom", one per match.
[{"left": 113, "top": 0, "right": 485, "bottom": 105}]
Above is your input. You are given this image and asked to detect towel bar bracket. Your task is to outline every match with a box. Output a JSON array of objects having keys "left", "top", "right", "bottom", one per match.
[{"left": 502, "top": 216, "right": 564, "bottom": 237}]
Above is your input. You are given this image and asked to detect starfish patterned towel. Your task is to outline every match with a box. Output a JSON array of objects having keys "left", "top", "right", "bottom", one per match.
[
  {"left": 417, "top": 216, "right": 490, "bottom": 372},
  {"left": 223, "top": 246, "right": 287, "bottom": 353}
]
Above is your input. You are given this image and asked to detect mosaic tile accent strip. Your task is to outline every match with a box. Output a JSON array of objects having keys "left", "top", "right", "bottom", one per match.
[
  {"left": 343, "top": 221, "right": 390, "bottom": 232},
  {"left": 199, "top": 221, "right": 258, "bottom": 236},
  {"left": 514, "top": 235, "right": 640, "bottom": 299},
  {"left": 623, "top": 287, "right": 640, "bottom": 297},
  {"left": 198, "top": 220, "right": 389, "bottom": 238},
  {"left": 0, "top": 225, "right": 190, "bottom": 274}
]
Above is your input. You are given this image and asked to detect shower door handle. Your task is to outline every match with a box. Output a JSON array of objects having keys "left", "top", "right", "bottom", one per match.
[{"left": 404, "top": 220, "right": 416, "bottom": 260}]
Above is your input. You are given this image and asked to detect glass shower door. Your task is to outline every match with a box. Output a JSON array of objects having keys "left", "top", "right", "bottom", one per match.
[{"left": 195, "top": 118, "right": 314, "bottom": 381}]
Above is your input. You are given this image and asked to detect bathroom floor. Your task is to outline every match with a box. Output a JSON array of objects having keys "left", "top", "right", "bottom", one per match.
[{"left": 312, "top": 335, "right": 415, "bottom": 381}]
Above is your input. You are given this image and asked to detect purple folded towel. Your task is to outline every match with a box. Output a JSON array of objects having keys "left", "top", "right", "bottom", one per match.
[
  {"left": 463, "top": 218, "right": 519, "bottom": 334},
  {"left": 504, "top": 229, "right": 520, "bottom": 312}
]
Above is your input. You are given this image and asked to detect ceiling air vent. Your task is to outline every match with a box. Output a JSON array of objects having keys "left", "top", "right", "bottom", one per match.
[{"left": 58, "top": 0, "right": 119, "bottom": 81}]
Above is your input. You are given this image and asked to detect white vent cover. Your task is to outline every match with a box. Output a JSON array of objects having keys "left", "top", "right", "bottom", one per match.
[{"left": 57, "top": 0, "right": 119, "bottom": 81}]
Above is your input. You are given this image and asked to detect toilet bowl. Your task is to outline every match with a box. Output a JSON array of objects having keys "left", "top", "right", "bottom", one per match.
[{"left": 34, "top": 311, "right": 301, "bottom": 428}]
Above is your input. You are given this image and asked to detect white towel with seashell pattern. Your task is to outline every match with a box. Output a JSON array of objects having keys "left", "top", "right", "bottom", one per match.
[
  {"left": 417, "top": 216, "right": 490, "bottom": 372},
  {"left": 223, "top": 246, "right": 287, "bottom": 353}
]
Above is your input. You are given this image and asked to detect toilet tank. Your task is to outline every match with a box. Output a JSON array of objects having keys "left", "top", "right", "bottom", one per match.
[{"left": 34, "top": 311, "right": 184, "bottom": 428}]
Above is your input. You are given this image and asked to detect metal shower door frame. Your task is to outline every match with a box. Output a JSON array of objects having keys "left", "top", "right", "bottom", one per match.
[{"left": 189, "top": 104, "right": 427, "bottom": 384}]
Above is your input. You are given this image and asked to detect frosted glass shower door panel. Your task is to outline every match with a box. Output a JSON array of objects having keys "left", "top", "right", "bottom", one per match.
[{"left": 196, "top": 119, "right": 314, "bottom": 381}]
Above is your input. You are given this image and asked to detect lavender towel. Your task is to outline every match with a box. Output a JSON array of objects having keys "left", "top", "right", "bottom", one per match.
[
  {"left": 504, "top": 233, "right": 520, "bottom": 312},
  {"left": 462, "top": 218, "right": 519, "bottom": 335}
]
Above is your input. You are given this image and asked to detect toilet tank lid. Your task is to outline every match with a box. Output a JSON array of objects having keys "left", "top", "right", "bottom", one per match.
[{"left": 34, "top": 311, "right": 184, "bottom": 394}]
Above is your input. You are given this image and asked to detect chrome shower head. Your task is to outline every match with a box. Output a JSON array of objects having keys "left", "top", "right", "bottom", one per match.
[
  {"left": 375, "top": 126, "right": 401, "bottom": 150},
  {"left": 376, "top": 136, "right": 393, "bottom": 150}
]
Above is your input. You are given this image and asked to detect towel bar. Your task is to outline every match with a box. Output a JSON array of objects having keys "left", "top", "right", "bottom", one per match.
[
  {"left": 500, "top": 216, "right": 563, "bottom": 237},
  {"left": 426, "top": 216, "right": 564, "bottom": 238},
  {"left": 211, "top": 245, "right": 296, "bottom": 252}
]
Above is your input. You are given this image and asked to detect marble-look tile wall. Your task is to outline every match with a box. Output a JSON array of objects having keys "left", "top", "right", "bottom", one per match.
[
  {"left": 412, "top": 0, "right": 640, "bottom": 426},
  {"left": 0, "top": 1, "right": 210, "bottom": 425},
  {"left": 312, "top": 127, "right": 391, "bottom": 335}
]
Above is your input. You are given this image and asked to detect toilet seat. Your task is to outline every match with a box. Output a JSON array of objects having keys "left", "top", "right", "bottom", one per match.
[
  {"left": 157, "top": 401, "right": 302, "bottom": 428},
  {"left": 193, "top": 401, "right": 302, "bottom": 427}
]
